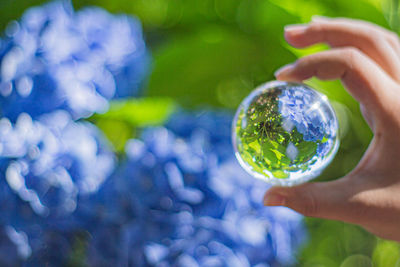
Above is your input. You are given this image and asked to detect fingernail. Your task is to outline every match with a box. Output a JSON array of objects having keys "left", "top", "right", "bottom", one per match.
[
  {"left": 284, "top": 24, "right": 308, "bottom": 35},
  {"left": 274, "top": 64, "right": 294, "bottom": 78},
  {"left": 312, "top": 15, "right": 331, "bottom": 22},
  {"left": 263, "top": 193, "right": 286, "bottom": 206}
]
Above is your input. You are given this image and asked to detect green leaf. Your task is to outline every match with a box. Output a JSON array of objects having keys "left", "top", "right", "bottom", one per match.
[
  {"left": 93, "top": 97, "right": 176, "bottom": 127},
  {"left": 271, "top": 148, "right": 285, "bottom": 160},
  {"left": 242, "top": 150, "right": 268, "bottom": 176},
  {"left": 372, "top": 240, "right": 400, "bottom": 267},
  {"left": 94, "top": 119, "right": 135, "bottom": 153},
  {"left": 297, "top": 141, "right": 318, "bottom": 163},
  {"left": 272, "top": 169, "right": 288, "bottom": 179},
  {"left": 248, "top": 140, "right": 261, "bottom": 154},
  {"left": 89, "top": 97, "right": 176, "bottom": 152}
]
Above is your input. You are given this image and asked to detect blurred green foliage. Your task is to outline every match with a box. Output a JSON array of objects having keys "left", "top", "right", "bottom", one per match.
[
  {"left": 90, "top": 97, "right": 176, "bottom": 152},
  {"left": 1, "top": 0, "right": 400, "bottom": 266}
]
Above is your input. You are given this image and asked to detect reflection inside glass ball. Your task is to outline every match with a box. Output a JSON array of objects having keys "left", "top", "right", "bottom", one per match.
[{"left": 232, "top": 81, "right": 339, "bottom": 186}]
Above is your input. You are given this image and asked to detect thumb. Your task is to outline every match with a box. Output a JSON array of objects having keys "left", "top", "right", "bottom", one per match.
[{"left": 263, "top": 178, "right": 362, "bottom": 223}]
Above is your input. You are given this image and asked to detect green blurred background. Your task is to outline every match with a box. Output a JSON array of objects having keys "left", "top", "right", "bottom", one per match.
[{"left": 2, "top": 0, "right": 400, "bottom": 266}]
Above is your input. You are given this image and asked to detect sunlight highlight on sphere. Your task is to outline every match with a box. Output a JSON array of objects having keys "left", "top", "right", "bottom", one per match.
[{"left": 232, "top": 81, "right": 339, "bottom": 186}]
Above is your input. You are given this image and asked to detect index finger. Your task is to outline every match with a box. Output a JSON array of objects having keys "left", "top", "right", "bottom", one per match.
[
  {"left": 275, "top": 47, "right": 397, "bottom": 118},
  {"left": 284, "top": 17, "right": 400, "bottom": 82}
]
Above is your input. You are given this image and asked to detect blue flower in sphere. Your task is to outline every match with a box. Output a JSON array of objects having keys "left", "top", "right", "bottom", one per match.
[
  {"left": 279, "top": 87, "right": 326, "bottom": 142},
  {"left": 0, "top": 0, "right": 150, "bottom": 121},
  {"left": 85, "top": 111, "right": 306, "bottom": 266}
]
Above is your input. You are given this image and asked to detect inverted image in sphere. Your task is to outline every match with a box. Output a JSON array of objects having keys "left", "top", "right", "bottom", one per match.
[{"left": 232, "top": 81, "right": 339, "bottom": 186}]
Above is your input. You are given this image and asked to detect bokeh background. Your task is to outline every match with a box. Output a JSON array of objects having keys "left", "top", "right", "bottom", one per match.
[{"left": 1, "top": 0, "right": 400, "bottom": 266}]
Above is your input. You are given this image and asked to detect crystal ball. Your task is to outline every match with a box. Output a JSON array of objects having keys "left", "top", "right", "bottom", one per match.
[{"left": 232, "top": 81, "right": 339, "bottom": 186}]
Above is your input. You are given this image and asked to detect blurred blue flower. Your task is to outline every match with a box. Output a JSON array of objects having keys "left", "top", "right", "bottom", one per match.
[
  {"left": 85, "top": 111, "right": 306, "bottom": 266},
  {"left": 0, "top": 3, "right": 307, "bottom": 262},
  {"left": 0, "top": 111, "right": 115, "bottom": 265},
  {"left": 0, "top": 0, "right": 150, "bottom": 121},
  {"left": 0, "top": 111, "right": 115, "bottom": 220},
  {"left": 0, "top": 226, "right": 31, "bottom": 266}
]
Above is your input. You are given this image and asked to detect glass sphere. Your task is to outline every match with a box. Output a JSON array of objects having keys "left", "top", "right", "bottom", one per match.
[{"left": 232, "top": 81, "right": 339, "bottom": 186}]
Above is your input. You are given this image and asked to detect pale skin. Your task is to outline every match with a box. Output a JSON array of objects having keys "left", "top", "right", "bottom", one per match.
[{"left": 263, "top": 16, "right": 400, "bottom": 241}]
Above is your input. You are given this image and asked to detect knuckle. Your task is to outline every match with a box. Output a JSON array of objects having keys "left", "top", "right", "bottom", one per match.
[
  {"left": 388, "top": 32, "right": 400, "bottom": 45},
  {"left": 309, "top": 21, "right": 327, "bottom": 41},
  {"left": 373, "top": 32, "right": 386, "bottom": 46},
  {"left": 341, "top": 47, "right": 362, "bottom": 66},
  {"left": 350, "top": 202, "right": 372, "bottom": 224},
  {"left": 388, "top": 31, "right": 398, "bottom": 41},
  {"left": 309, "top": 21, "right": 324, "bottom": 32},
  {"left": 296, "top": 56, "right": 308, "bottom": 66},
  {"left": 348, "top": 192, "right": 376, "bottom": 222},
  {"left": 372, "top": 31, "right": 390, "bottom": 46},
  {"left": 301, "top": 204, "right": 318, "bottom": 217},
  {"left": 342, "top": 47, "right": 361, "bottom": 58},
  {"left": 289, "top": 187, "right": 319, "bottom": 217}
]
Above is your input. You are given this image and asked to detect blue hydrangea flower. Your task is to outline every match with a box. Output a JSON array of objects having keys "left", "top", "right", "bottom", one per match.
[
  {"left": 0, "top": 0, "right": 150, "bottom": 121},
  {"left": 0, "top": 111, "right": 115, "bottom": 265},
  {"left": 85, "top": 111, "right": 306, "bottom": 266},
  {"left": 0, "top": 111, "right": 115, "bottom": 220},
  {"left": 134, "top": 158, "right": 305, "bottom": 266},
  {"left": 209, "top": 159, "right": 306, "bottom": 265},
  {"left": 279, "top": 87, "right": 326, "bottom": 142},
  {"left": 22, "top": 228, "right": 74, "bottom": 267},
  {"left": 278, "top": 86, "right": 338, "bottom": 157},
  {"left": 0, "top": 226, "right": 31, "bottom": 265}
]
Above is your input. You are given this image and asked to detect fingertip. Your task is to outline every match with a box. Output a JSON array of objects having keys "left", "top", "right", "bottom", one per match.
[
  {"left": 284, "top": 24, "right": 308, "bottom": 36},
  {"left": 283, "top": 31, "right": 300, "bottom": 46},
  {"left": 274, "top": 63, "right": 305, "bottom": 82},
  {"left": 284, "top": 24, "right": 310, "bottom": 47},
  {"left": 274, "top": 63, "right": 295, "bottom": 79}
]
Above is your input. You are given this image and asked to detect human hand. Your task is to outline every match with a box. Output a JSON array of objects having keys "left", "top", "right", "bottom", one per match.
[{"left": 264, "top": 16, "right": 400, "bottom": 241}]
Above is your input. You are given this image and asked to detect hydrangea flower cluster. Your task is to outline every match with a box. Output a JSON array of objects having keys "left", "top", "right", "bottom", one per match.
[
  {"left": 0, "top": 111, "right": 115, "bottom": 264},
  {"left": 0, "top": 111, "right": 115, "bottom": 219},
  {"left": 278, "top": 86, "right": 337, "bottom": 158},
  {"left": 0, "top": 0, "right": 147, "bottom": 264},
  {"left": 0, "top": 225, "right": 31, "bottom": 265},
  {"left": 0, "top": 1, "right": 306, "bottom": 265},
  {"left": 84, "top": 112, "right": 306, "bottom": 266},
  {"left": 279, "top": 87, "right": 326, "bottom": 142},
  {"left": 0, "top": 0, "right": 149, "bottom": 121}
]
